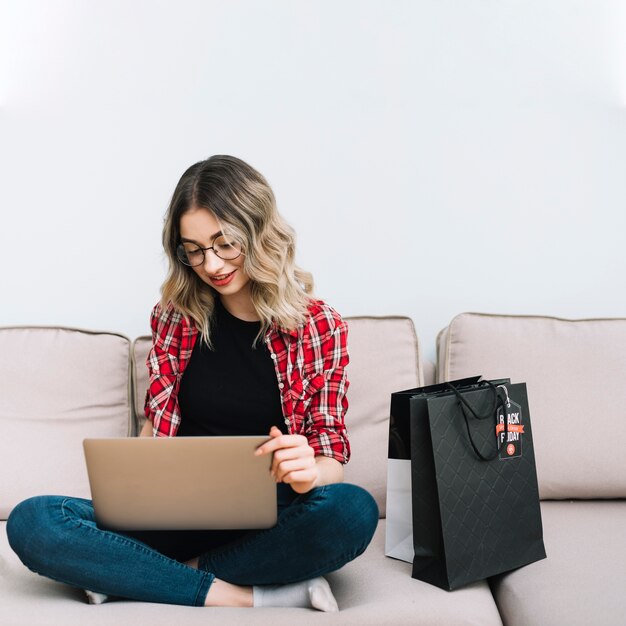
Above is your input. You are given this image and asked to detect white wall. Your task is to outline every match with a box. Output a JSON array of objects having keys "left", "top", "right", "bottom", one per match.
[{"left": 1, "top": 0, "right": 625, "bottom": 362}]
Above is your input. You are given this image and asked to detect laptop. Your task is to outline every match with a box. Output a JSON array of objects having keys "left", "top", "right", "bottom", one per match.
[{"left": 83, "top": 436, "right": 276, "bottom": 531}]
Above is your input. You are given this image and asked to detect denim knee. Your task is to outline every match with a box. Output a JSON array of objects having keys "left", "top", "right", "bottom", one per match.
[
  {"left": 6, "top": 496, "right": 64, "bottom": 570},
  {"left": 331, "top": 483, "right": 379, "bottom": 547},
  {"left": 312, "top": 483, "right": 379, "bottom": 559}
]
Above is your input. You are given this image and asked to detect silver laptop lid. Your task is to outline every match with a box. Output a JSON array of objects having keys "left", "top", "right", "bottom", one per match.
[{"left": 83, "top": 436, "right": 276, "bottom": 530}]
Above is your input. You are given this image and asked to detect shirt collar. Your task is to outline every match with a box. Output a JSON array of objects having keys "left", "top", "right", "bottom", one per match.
[{"left": 270, "top": 320, "right": 300, "bottom": 338}]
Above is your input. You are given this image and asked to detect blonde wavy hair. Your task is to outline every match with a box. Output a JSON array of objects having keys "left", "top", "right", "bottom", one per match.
[{"left": 160, "top": 155, "right": 315, "bottom": 348}]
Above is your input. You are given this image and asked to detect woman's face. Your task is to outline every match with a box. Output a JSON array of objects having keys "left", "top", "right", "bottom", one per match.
[{"left": 179, "top": 206, "right": 250, "bottom": 300}]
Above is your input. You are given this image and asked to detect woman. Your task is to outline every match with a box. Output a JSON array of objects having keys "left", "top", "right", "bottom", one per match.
[{"left": 6, "top": 155, "right": 379, "bottom": 611}]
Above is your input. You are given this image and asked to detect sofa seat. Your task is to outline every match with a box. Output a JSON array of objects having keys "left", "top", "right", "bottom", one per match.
[
  {"left": 1, "top": 519, "right": 502, "bottom": 626},
  {"left": 489, "top": 500, "right": 626, "bottom": 626}
]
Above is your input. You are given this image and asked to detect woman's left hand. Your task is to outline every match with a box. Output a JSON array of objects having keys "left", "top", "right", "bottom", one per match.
[{"left": 254, "top": 425, "right": 319, "bottom": 494}]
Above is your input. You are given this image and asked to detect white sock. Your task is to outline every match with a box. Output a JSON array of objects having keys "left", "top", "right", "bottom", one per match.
[
  {"left": 84, "top": 589, "right": 110, "bottom": 605},
  {"left": 253, "top": 577, "right": 338, "bottom": 612}
]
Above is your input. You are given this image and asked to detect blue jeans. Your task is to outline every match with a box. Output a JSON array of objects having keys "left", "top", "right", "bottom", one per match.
[{"left": 6, "top": 482, "right": 379, "bottom": 607}]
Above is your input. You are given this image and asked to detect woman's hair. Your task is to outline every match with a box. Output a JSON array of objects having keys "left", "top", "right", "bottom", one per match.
[{"left": 160, "top": 155, "right": 315, "bottom": 348}]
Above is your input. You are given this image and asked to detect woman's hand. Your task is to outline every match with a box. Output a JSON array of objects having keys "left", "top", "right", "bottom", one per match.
[{"left": 255, "top": 426, "right": 319, "bottom": 494}]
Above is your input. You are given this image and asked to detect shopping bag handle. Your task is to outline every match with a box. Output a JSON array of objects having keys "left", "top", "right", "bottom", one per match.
[{"left": 446, "top": 380, "right": 509, "bottom": 462}]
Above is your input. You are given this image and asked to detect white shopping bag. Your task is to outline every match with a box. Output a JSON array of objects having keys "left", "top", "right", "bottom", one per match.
[{"left": 384, "top": 457, "right": 414, "bottom": 563}]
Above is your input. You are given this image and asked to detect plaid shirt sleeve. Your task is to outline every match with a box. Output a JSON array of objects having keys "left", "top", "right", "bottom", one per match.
[
  {"left": 302, "top": 305, "right": 351, "bottom": 464},
  {"left": 144, "top": 301, "right": 184, "bottom": 437}
]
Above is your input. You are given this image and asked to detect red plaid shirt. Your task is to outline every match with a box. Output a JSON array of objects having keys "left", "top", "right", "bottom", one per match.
[{"left": 144, "top": 298, "right": 351, "bottom": 464}]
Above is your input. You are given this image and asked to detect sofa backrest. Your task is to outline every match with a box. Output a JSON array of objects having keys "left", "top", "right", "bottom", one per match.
[
  {"left": 0, "top": 326, "right": 132, "bottom": 520},
  {"left": 132, "top": 335, "right": 151, "bottom": 433},
  {"left": 132, "top": 315, "right": 423, "bottom": 517},
  {"left": 437, "top": 312, "right": 626, "bottom": 500}
]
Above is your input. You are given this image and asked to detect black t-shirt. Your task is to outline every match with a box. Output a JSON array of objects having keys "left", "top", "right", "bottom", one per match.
[{"left": 177, "top": 297, "right": 287, "bottom": 437}]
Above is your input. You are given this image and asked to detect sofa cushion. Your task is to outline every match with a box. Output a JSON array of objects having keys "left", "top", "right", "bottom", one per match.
[
  {"left": 0, "top": 327, "right": 132, "bottom": 519},
  {"left": 132, "top": 335, "right": 151, "bottom": 432},
  {"left": 0, "top": 519, "right": 503, "bottom": 625},
  {"left": 489, "top": 500, "right": 626, "bottom": 626},
  {"left": 342, "top": 316, "right": 421, "bottom": 517},
  {"left": 422, "top": 359, "right": 436, "bottom": 386},
  {"left": 132, "top": 316, "right": 423, "bottom": 517},
  {"left": 437, "top": 313, "right": 626, "bottom": 499}
]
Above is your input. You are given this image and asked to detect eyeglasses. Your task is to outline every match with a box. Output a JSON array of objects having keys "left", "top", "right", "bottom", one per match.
[{"left": 176, "top": 235, "right": 243, "bottom": 267}]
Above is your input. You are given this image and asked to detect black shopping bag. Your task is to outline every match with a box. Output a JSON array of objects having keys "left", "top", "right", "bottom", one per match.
[
  {"left": 386, "top": 376, "right": 481, "bottom": 563},
  {"left": 390, "top": 377, "right": 546, "bottom": 590}
]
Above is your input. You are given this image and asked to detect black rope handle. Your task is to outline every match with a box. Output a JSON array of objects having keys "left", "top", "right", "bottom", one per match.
[{"left": 446, "top": 380, "right": 509, "bottom": 462}]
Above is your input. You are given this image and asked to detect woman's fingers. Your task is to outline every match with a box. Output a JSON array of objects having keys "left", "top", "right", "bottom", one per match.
[
  {"left": 255, "top": 431, "right": 308, "bottom": 457},
  {"left": 254, "top": 428, "right": 317, "bottom": 487},
  {"left": 281, "top": 469, "right": 319, "bottom": 493},
  {"left": 272, "top": 456, "right": 315, "bottom": 482},
  {"left": 270, "top": 444, "right": 313, "bottom": 475},
  {"left": 271, "top": 444, "right": 314, "bottom": 477}
]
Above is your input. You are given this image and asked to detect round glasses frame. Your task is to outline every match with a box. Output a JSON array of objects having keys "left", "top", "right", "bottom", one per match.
[{"left": 176, "top": 236, "right": 243, "bottom": 267}]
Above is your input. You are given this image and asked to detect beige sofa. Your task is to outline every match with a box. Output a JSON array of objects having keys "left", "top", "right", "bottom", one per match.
[{"left": 1, "top": 312, "right": 624, "bottom": 625}]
